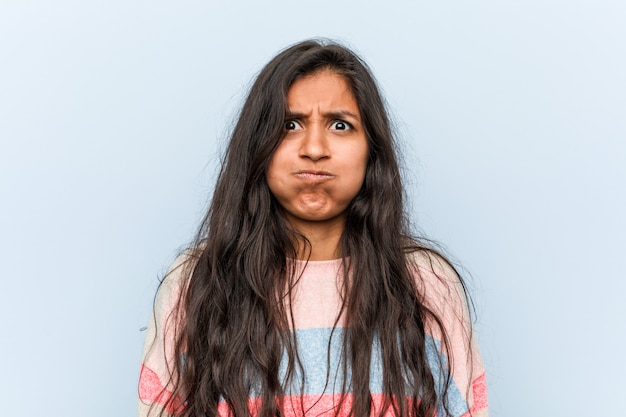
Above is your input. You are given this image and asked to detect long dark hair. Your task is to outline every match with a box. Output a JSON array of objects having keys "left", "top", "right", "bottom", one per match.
[{"left": 154, "top": 39, "right": 471, "bottom": 417}]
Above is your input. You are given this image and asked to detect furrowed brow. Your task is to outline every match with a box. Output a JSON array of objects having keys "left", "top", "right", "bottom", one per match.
[
  {"left": 284, "top": 111, "right": 306, "bottom": 119},
  {"left": 284, "top": 110, "right": 361, "bottom": 121},
  {"left": 325, "top": 110, "right": 360, "bottom": 121}
]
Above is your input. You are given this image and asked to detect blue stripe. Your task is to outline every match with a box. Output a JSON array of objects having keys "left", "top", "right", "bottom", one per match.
[{"left": 277, "top": 327, "right": 468, "bottom": 416}]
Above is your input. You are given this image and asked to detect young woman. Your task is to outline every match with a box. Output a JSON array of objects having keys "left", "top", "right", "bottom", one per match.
[{"left": 138, "top": 39, "right": 488, "bottom": 417}]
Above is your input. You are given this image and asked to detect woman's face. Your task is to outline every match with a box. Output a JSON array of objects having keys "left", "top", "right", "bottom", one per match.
[{"left": 266, "top": 70, "right": 369, "bottom": 231}]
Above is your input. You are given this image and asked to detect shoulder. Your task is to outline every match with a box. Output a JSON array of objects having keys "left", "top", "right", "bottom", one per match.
[
  {"left": 159, "top": 249, "right": 200, "bottom": 295},
  {"left": 406, "top": 249, "right": 466, "bottom": 304},
  {"left": 406, "top": 248, "right": 460, "bottom": 279},
  {"left": 151, "top": 249, "right": 200, "bottom": 326}
]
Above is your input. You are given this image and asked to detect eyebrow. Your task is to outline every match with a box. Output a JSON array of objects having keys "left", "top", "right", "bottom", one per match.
[{"left": 285, "top": 110, "right": 361, "bottom": 121}]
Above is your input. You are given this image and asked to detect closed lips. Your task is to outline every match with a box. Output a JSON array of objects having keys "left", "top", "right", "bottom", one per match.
[{"left": 293, "top": 171, "right": 335, "bottom": 180}]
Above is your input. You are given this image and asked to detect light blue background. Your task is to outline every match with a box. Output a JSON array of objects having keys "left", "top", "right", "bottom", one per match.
[{"left": 1, "top": 1, "right": 624, "bottom": 416}]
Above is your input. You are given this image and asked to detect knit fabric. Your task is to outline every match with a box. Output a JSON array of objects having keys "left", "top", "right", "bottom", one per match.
[{"left": 138, "top": 255, "right": 488, "bottom": 417}]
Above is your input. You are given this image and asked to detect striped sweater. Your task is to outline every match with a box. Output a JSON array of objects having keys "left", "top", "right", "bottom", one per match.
[{"left": 138, "top": 255, "right": 488, "bottom": 417}]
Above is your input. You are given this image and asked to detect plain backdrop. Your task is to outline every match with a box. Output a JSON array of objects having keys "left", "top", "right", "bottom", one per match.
[{"left": 1, "top": 1, "right": 624, "bottom": 416}]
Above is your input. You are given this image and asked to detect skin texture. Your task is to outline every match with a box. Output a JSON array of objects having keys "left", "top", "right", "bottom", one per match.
[{"left": 266, "top": 71, "right": 369, "bottom": 260}]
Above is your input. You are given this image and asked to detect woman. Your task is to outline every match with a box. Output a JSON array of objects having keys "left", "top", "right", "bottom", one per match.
[{"left": 138, "top": 39, "right": 488, "bottom": 417}]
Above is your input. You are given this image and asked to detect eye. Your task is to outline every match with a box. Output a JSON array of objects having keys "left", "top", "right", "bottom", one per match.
[
  {"left": 284, "top": 120, "right": 303, "bottom": 131},
  {"left": 331, "top": 120, "right": 352, "bottom": 131}
]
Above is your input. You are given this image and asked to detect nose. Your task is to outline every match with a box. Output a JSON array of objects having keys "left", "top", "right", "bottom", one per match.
[{"left": 299, "top": 125, "right": 329, "bottom": 162}]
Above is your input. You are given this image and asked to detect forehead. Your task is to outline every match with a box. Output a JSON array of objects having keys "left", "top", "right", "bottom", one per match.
[{"left": 286, "top": 71, "right": 359, "bottom": 111}]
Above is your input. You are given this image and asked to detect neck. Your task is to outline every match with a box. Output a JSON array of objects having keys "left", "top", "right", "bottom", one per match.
[{"left": 287, "top": 216, "right": 345, "bottom": 261}]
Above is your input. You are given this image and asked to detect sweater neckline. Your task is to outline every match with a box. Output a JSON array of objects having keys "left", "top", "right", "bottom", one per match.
[{"left": 288, "top": 257, "right": 344, "bottom": 266}]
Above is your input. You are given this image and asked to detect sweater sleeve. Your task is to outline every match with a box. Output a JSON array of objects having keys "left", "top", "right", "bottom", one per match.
[
  {"left": 138, "top": 255, "right": 190, "bottom": 417},
  {"left": 411, "top": 252, "right": 488, "bottom": 417}
]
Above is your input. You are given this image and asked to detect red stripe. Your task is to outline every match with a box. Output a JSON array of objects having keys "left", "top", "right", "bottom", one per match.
[
  {"left": 470, "top": 372, "right": 488, "bottom": 412},
  {"left": 217, "top": 393, "right": 408, "bottom": 417},
  {"left": 138, "top": 364, "right": 183, "bottom": 414},
  {"left": 460, "top": 372, "right": 488, "bottom": 417},
  {"left": 140, "top": 369, "right": 487, "bottom": 416}
]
